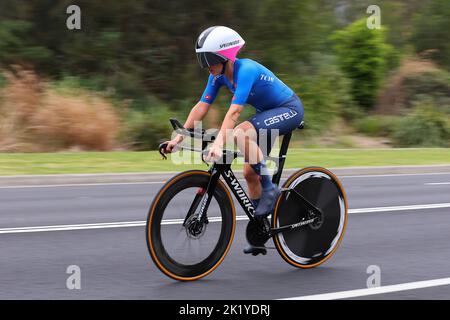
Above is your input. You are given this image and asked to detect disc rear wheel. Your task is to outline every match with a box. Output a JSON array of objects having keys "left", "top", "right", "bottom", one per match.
[{"left": 272, "top": 167, "right": 348, "bottom": 268}]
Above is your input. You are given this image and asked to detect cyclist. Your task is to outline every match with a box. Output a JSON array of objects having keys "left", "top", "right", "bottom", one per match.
[{"left": 163, "top": 26, "right": 304, "bottom": 225}]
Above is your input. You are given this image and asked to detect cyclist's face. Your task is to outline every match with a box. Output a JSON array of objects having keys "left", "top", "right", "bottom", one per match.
[{"left": 208, "top": 64, "right": 222, "bottom": 76}]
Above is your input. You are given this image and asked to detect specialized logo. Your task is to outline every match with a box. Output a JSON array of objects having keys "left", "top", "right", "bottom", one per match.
[
  {"left": 264, "top": 110, "right": 298, "bottom": 126},
  {"left": 220, "top": 40, "right": 240, "bottom": 49},
  {"left": 199, "top": 193, "right": 209, "bottom": 216},
  {"left": 224, "top": 169, "right": 255, "bottom": 214},
  {"left": 291, "top": 218, "right": 315, "bottom": 229}
]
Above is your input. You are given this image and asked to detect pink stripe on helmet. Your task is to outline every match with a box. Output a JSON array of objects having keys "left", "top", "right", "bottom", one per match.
[{"left": 216, "top": 45, "right": 244, "bottom": 62}]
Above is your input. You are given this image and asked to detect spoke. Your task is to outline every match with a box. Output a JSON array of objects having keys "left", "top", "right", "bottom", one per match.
[
  {"left": 175, "top": 191, "right": 192, "bottom": 219},
  {"left": 173, "top": 226, "right": 188, "bottom": 245},
  {"left": 192, "top": 239, "right": 201, "bottom": 261},
  {"left": 157, "top": 185, "right": 225, "bottom": 266}
]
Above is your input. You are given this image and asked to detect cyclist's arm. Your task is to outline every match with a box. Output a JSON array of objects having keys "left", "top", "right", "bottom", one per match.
[
  {"left": 173, "top": 101, "right": 211, "bottom": 143},
  {"left": 212, "top": 64, "right": 256, "bottom": 146},
  {"left": 213, "top": 104, "right": 243, "bottom": 147},
  {"left": 174, "top": 74, "right": 221, "bottom": 143}
]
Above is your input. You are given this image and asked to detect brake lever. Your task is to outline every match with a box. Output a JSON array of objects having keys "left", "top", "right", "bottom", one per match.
[{"left": 158, "top": 142, "right": 168, "bottom": 160}]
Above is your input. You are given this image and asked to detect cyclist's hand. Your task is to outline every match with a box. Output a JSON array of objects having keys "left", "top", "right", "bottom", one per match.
[
  {"left": 163, "top": 138, "right": 181, "bottom": 154},
  {"left": 205, "top": 143, "right": 223, "bottom": 163}
]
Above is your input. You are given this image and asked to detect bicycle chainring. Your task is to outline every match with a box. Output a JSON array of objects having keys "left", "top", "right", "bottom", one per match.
[{"left": 246, "top": 219, "right": 270, "bottom": 247}]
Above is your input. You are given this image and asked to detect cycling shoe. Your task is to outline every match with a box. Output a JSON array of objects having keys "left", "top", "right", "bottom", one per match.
[{"left": 254, "top": 184, "right": 281, "bottom": 218}]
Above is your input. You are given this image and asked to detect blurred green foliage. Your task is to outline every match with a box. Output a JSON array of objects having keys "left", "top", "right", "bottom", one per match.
[
  {"left": 0, "top": 0, "right": 337, "bottom": 101},
  {"left": 120, "top": 105, "right": 181, "bottom": 151},
  {"left": 412, "top": 0, "right": 450, "bottom": 70},
  {"left": 0, "top": 0, "right": 448, "bottom": 149},
  {"left": 287, "top": 53, "right": 356, "bottom": 134},
  {"left": 332, "top": 19, "right": 395, "bottom": 109},
  {"left": 391, "top": 102, "right": 450, "bottom": 147},
  {"left": 403, "top": 70, "right": 450, "bottom": 110},
  {"left": 0, "top": 20, "right": 52, "bottom": 67},
  {"left": 0, "top": 71, "right": 6, "bottom": 88},
  {"left": 356, "top": 115, "right": 399, "bottom": 137}
]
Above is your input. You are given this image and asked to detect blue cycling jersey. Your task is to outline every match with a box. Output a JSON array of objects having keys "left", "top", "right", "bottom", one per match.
[{"left": 200, "top": 58, "right": 294, "bottom": 112}]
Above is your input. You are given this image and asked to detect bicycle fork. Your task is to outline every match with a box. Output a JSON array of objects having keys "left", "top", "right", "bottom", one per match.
[{"left": 182, "top": 168, "right": 221, "bottom": 227}]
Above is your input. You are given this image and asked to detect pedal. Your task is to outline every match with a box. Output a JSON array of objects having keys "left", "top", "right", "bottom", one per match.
[{"left": 243, "top": 245, "right": 267, "bottom": 256}]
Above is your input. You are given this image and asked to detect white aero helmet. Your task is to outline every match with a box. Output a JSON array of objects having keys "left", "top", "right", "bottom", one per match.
[{"left": 195, "top": 26, "right": 245, "bottom": 68}]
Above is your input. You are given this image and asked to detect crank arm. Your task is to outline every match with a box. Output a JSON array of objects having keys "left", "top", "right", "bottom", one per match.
[{"left": 249, "top": 246, "right": 276, "bottom": 250}]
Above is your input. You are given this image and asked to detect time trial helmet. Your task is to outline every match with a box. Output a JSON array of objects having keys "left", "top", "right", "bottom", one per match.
[{"left": 195, "top": 26, "right": 245, "bottom": 69}]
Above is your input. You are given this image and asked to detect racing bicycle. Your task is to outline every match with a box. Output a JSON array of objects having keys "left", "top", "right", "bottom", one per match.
[{"left": 146, "top": 118, "right": 348, "bottom": 281}]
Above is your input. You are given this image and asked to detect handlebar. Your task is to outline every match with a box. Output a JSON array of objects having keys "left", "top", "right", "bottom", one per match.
[
  {"left": 159, "top": 119, "right": 280, "bottom": 164},
  {"left": 158, "top": 118, "right": 218, "bottom": 161},
  {"left": 170, "top": 118, "right": 218, "bottom": 142},
  {"left": 158, "top": 142, "right": 168, "bottom": 160}
]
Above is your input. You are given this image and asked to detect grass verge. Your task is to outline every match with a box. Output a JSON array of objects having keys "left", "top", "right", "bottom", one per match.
[{"left": 0, "top": 148, "right": 449, "bottom": 176}]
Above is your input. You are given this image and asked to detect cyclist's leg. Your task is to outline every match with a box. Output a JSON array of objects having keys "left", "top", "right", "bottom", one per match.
[
  {"left": 233, "top": 122, "right": 279, "bottom": 220},
  {"left": 246, "top": 95, "right": 304, "bottom": 217},
  {"left": 243, "top": 163, "right": 261, "bottom": 203},
  {"left": 234, "top": 118, "right": 279, "bottom": 206},
  {"left": 232, "top": 123, "right": 269, "bottom": 254},
  {"left": 232, "top": 122, "right": 262, "bottom": 204}
]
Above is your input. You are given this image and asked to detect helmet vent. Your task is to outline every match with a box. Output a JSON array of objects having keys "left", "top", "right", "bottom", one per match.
[{"left": 196, "top": 26, "right": 217, "bottom": 49}]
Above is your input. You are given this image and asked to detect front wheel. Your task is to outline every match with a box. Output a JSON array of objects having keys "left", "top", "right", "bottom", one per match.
[
  {"left": 272, "top": 167, "right": 348, "bottom": 268},
  {"left": 146, "top": 170, "right": 236, "bottom": 281}
]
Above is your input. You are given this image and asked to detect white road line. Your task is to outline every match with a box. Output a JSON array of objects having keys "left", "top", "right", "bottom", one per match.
[
  {"left": 350, "top": 203, "right": 450, "bottom": 213},
  {"left": 341, "top": 172, "right": 450, "bottom": 178},
  {"left": 0, "top": 181, "right": 167, "bottom": 189},
  {"left": 0, "top": 171, "right": 450, "bottom": 189},
  {"left": 0, "top": 221, "right": 147, "bottom": 234},
  {"left": 159, "top": 215, "right": 249, "bottom": 226},
  {"left": 0, "top": 215, "right": 250, "bottom": 234},
  {"left": 0, "top": 203, "right": 449, "bottom": 235},
  {"left": 280, "top": 277, "right": 450, "bottom": 300},
  {"left": 425, "top": 182, "right": 450, "bottom": 185}
]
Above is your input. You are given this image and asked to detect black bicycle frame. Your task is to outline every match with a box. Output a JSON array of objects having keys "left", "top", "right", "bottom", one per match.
[
  {"left": 202, "top": 131, "right": 292, "bottom": 221},
  {"left": 184, "top": 130, "right": 322, "bottom": 236},
  {"left": 199, "top": 133, "right": 321, "bottom": 230}
]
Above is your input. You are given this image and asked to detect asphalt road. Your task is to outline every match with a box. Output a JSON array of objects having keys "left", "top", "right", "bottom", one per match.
[{"left": 0, "top": 170, "right": 449, "bottom": 299}]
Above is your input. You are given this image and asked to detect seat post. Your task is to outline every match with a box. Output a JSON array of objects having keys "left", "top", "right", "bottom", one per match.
[{"left": 271, "top": 132, "right": 292, "bottom": 185}]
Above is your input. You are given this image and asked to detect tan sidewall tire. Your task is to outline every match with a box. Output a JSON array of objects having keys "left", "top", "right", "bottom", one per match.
[{"left": 146, "top": 170, "right": 236, "bottom": 281}]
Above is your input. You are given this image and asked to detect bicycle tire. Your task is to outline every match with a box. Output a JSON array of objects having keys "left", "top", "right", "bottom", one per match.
[
  {"left": 146, "top": 170, "right": 236, "bottom": 281},
  {"left": 272, "top": 167, "right": 348, "bottom": 268}
]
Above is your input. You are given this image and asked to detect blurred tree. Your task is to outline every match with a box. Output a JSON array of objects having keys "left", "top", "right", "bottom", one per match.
[
  {"left": 412, "top": 0, "right": 450, "bottom": 69},
  {"left": 332, "top": 18, "right": 393, "bottom": 109},
  {"left": 0, "top": 0, "right": 341, "bottom": 101},
  {"left": 250, "top": 0, "right": 337, "bottom": 71},
  {"left": 0, "top": 20, "right": 52, "bottom": 69},
  {"left": 1, "top": 0, "right": 448, "bottom": 150},
  {"left": 334, "top": 0, "right": 430, "bottom": 50},
  {"left": 0, "top": 0, "right": 443, "bottom": 109}
]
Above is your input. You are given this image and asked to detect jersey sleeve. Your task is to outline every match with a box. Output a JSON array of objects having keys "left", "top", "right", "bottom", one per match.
[
  {"left": 200, "top": 75, "right": 222, "bottom": 105},
  {"left": 231, "top": 63, "right": 257, "bottom": 106}
]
